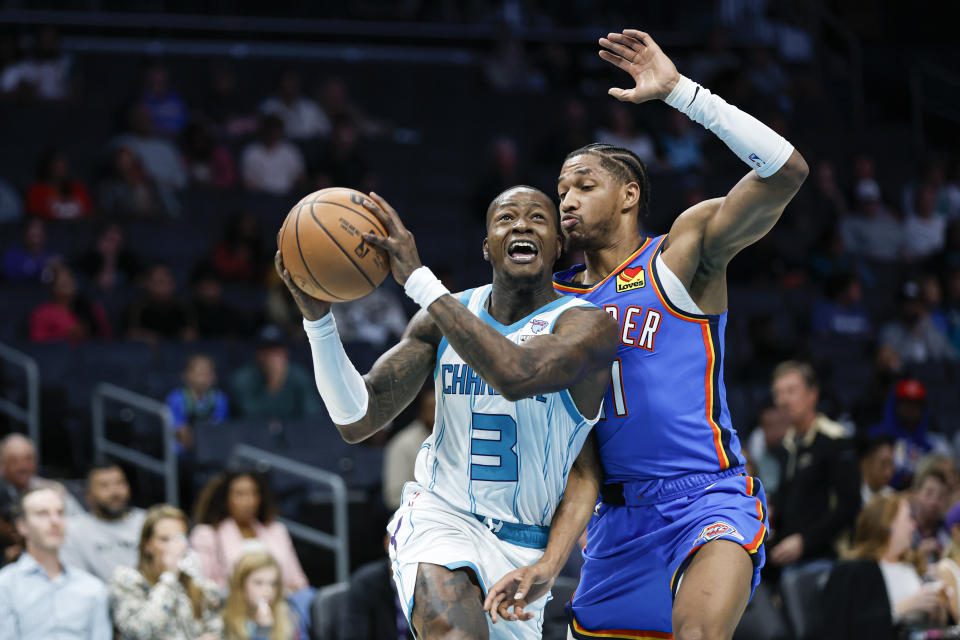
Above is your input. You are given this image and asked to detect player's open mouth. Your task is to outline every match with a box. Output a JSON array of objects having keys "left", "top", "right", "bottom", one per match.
[
  {"left": 561, "top": 215, "right": 579, "bottom": 230},
  {"left": 507, "top": 239, "right": 539, "bottom": 264}
]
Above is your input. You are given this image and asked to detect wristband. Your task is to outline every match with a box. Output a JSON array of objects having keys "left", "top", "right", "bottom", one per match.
[{"left": 404, "top": 266, "right": 450, "bottom": 310}]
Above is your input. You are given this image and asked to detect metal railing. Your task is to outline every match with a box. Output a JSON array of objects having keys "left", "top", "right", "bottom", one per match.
[
  {"left": 910, "top": 61, "right": 960, "bottom": 149},
  {"left": 92, "top": 383, "right": 178, "bottom": 506},
  {"left": 229, "top": 444, "right": 350, "bottom": 583},
  {"left": 0, "top": 343, "right": 40, "bottom": 457}
]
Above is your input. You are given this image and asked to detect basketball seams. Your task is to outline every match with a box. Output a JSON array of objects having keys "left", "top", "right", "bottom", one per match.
[
  {"left": 307, "top": 206, "right": 379, "bottom": 289},
  {"left": 293, "top": 203, "right": 350, "bottom": 301}
]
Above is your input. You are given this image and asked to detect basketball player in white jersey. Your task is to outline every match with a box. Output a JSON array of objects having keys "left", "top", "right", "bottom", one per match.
[{"left": 275, "top": 186, "right": 618, "bottom": 640}]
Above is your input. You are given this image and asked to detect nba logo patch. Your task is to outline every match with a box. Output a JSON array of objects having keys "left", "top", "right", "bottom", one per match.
[
  {"left": 616, "top": 266, "right": 645, "bottom": 292},
  {"left": 695, "top": 521, "right": 744, "bottom": 544},
  {"left": 530, "top": 319, "right": 548, "bottom": 334}
]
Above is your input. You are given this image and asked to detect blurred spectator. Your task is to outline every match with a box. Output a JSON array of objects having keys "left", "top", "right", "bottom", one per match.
[
  {"left": 687, "top": 27, "right": 741, "bottom": 86},
  {"left": 594, "top": 103, "right": 658, "bottom": 167},
  {"left": 869, "top": 379, "right": 951, "bottom": 489},
  {"left": 72, "top": 222, "right": 143, "bottom": 291},
  {"left": 935, "top": 502, "right": 960, "bottom": 623},
  {"left": 26, "top": 149, "right": 95, "bottom": 220},
  {"left": 905, "top": 182, "right": 947, "bottom": 261},
  {"left": 141, "top": 61, "right": 188, "bottom": 138},
  {"left": 946, "top": 266, "right": 960, "bottom": 352},
  {"left": 879, "top": 280, "right": 958, "bottom": 364},
  {"left": 313, "top": 119, "right": 371, "bottom": 190},
  {"left": 2, "top": 218, "right": 59, "bottom": 282},
  {"left": 191, "top": 266, "right": 248, "bottom": 338},
  {"left": 745, "top": 405, "right": 790, "bottom": 497},
  {"left": 852, "top": 344, "right": 905, "bottom": 428},
  {"left": 840, "top": 176, "right": 903, "bottom": 262},
  {"left": 473, "top": 136, "right": 522, "bottom": 223},
  {"left": 737, "top": 313, "right": 794, "bottom": 385},
  {"left": 808, "top": 226, "right": 873, "bottom": 287},
  {"left": 332, "top": 285, "right": 408, "bottom": 349},
  {"left": 260, "top": 70, "right": 330, "bottom": 141},
  {"left": 126, "top": 263, "right": 198, "bottom": 342},
  {"left": 241, "top": 115, "right": 306, "bottom": 196},
  {"left": 98, "top": 146, "right": 170, "bottom": 219},
  {"left": 0, "top": 488, "right": 111, "bottom": 639},
  {"left": 537, "top": 98, "right": 592, "bottom": 169},
  {"left": 919, "top": 272, "right": 951, "bottom": 337},
  {"left": 29, "top": 264, "right": 111, "bottom": 343},
  {"left": 60, "top": 463, "right": 146, "bottom": 583},
  {"left": 484, "top": 33, "right": 545, "bottom": 93},
  {"left": 113, "top": 103, "right": 188, "bottom": 193},
  {"left": 807, "top": 160, "right": 848, "bottom": 227},
  {"left": 659, "top": 110, "right": 704, "bottom": 173},
  {"left": 229, "top": 326, "right": 320, "bottom": 419},
  {"left": 911, "top": 467, "right": 951, "bottom": 566},
  {"left": 769, "top": 361, "right": 859, "bottom": 566},
  {"left": 190, "top": 471, "right": 308, "bottom": 593},
  {"left": 946, "top": 159, "right": 960, "bottom": 218},
  {"left": 181, "top": 122, "right": 236, "bottom": 189},
  {"left": 211, "top": 211, "right": 268, "bottom": 283},
  {"left": 0, "top": 26, "right": 72, "bottom": 101},
  {"left": 0, "top": 176, "right": 24, "bottom": 223},
  {"left": 746, "top": 48, "right": 790, "bottom": 107},
  {"left": 222, "top": 550, "right": 298, "bottom": 640},
  {"left": 839, "top": 493, "right": 945, "bottom": 628},
  {"left": 317, "top": 75, "right": 386, "bottom": 138},
  {"left": 203, "top": 63, "right": 259, "bottom": 139},
  {"left": 165, "top": 354, "right": 229, "bottom": 459},
  {"left": 858, "top": 435, "right": 895, "bottom": 506},
  {"left": 811, "top": 271, "right": 872, "bottom": 339},
  {"left": 110, "top": 504, "right": 222, "bottom": 639},
  {"left": 345, "top": 531, "right": 412, "bottom": 640},
  {"left": 383, "top": 386, "right": 435, "bottom": 510}
]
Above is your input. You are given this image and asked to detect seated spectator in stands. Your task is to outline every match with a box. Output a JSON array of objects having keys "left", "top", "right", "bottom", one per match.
[
  {"left": 166, "top": 354, "right": 229, "bottom": 456},
  {"left": 0, "top": 26, "right": 71, "bottom": 101},
  {"left": 880, "top": 280, "right": 958, "bottom": 364},
  {"left": 126, "top": 263, "right": 198, "bottom": 342},
  {"left": 594, "top": 102, "right": 658, "bottom": 167},
  {"left": 659, "top": 110, "right": 704, "bottom": 173},
  {"left": 60, "top": 463, "right": 146, "bottom": 583},
  {"left": 98, "top": 146, "right": 170, "bottom": 219},
  {"left": 181, "top": 121, "right": 236, "bottom": 189},
  {"left": 260, "top": 69, "right": 330, "bottom": 141},
  {"left": 112, "top": 103, "right": 187, "bottom": 193},
  {"left": 840, "top": 178, "right": 903, "bottom": 262},
  {"left": 230, "top": 326, "right": 319, "bottom": 419},
  {"left": 203, "top": 63, "right": 259, "bottom": 139},
  {"left": 918, "top": 272, "right": 952, "bottom": 338},
  {"left": 946, "top": 266, "right": 960, "bottom": 353},
  {"left": 241, "top": 115, "right": 305, "bottom": 195},
  {"left": 191, "top": 266, "right": 248, "bottom": 338},
  {"left": 869, "top": 379, "right": 951, "bottom": 489},
  {"left": 383, "top": 387, "right": 435, "bottom": 510},
  {"left": 812, "top": 270, "right": 872, "bottom": 339},
  {"left": 345, "top": 530, "right": 412, "bottom": 640},
  {"left": 911, "top": 467, "right": 951, "bottom": 564},
  {"left": 316, "top": 75, "right": 386, "bottom": 138},
  {"left": 29, "top": 264, "right": 111, "bottom": 343},
  {"left": 859, "top": 435, "right": 895, "bottom": 506},
  {"left": 0, "top": 176, "right": 24, "bottom": 223},
  {"left": 191, "top": 470, "right": 308, "bottom": 593},
  {"left": 906, "top": 182, "right": 948, "bottom": 262},
  {"left": 332, "top": 284, "right": 408, "bottom": 349},
  {"left": 2, "top": 218, "right": 59, "bottom": 282},
  {"left": 0, "top": 488, "right": 110, "bottom": 639},
  {"left": 211, "top": 211, "right": 268, "bottom": 283},
  {"left": 935, "top": 501, "right": 960, "bottom": 623},
  {"left": 26, "top": 149, "right": 94, "bottom": 220},
  {"left": 745, "top": 405, "right": 790, "bottom": 497},
  {"left": 141, "top": 61, "right": 188, "bottom": 138},
  {"left": 72, "top": 222, "right": 143, "bottom": 291},
  {"left": 222, "top": 550, "right": 298, "bottom": 640},
  {"left": 111, "top": 504, "right": 222, "bottom": 639},
  {"left": 853, "top": 344, "right": 904, "bottom": 428},
  {"left": 844, "top": 492, "right": 946, "bottom": 627},
  {"left": 769, "top": 361, "right": 860, "bottom": 567},
  {"left": 312, "top": 119, "right": 372, "bottom": 191}
]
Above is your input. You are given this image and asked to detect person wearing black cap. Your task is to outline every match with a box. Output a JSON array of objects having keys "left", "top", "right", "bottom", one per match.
[
  {"left": 879, "top": 280, "right": 958, "bottom": 365},
  {"left": 229, "top": 325, "right": 320, "bottom": 419}
]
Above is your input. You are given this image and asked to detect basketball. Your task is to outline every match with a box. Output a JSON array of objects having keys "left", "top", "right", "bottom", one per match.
[{"left": 278, "top": 187, "right": 391, "bottom": 302}]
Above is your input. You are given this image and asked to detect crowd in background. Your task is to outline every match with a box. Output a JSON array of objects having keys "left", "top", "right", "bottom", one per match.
[{"left": 0, "top": 3, "right": 959, "bottom": 638}]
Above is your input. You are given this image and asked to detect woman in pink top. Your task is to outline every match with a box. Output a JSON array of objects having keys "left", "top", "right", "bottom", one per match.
[{"left": 190, "top": 470, "right": 308, "bottom": 593}]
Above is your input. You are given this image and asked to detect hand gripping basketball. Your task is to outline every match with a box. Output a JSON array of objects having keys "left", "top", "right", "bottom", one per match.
[
  {"left": 359, "top": 192, "right": 423, "bottom": 286},
  {"left": 274, "top": 249, "right": 332, "bottom": 321}
]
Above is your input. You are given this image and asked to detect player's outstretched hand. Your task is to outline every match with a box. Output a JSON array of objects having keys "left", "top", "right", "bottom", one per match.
[
  {"left": 599, "top": 29, "right": 679, "bottom": 103},
  {"left": 274, "top": 249, "right": 332, "bottom": 321},
  {"left": 483, "top": 562, "right": 556, "bottom": 624},
  {"left": 360, "top": 192, "right": 423, "bottom": 286}
]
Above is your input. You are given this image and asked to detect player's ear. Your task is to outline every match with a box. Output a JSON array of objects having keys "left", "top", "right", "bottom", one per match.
[
  {"left": 482, "top": 237, "right": 490, "bottom": 262},
  {"left": 621, "top": 181, "right": 641, "bottom": 214}
]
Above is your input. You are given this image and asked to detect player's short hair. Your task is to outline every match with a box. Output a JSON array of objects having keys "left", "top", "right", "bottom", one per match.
[
  {"left": 913, "top": 466, "right": 949, "bottom": 492},
  {"left": 855, "top": 434, "right": 894, "bottom": 461},
  {"left": 565, "top": 143, "right": 652, "bottom": 217},
  {"left": 485, "top": 185, "right": 559, "bottom": 231},
  {"left": 13, "top": 486, "right": 62, "bottom": 522},
  {"left": 771, "top": 360, "right": 818, "bottom": 390},
  {"left": 86, "top": 460, "right": 124, "bottom": 483}
]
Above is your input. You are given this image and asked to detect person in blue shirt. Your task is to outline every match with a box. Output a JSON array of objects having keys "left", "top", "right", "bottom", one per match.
[{"left": 0, "top": 487, "right": 111, "bottom": 639}]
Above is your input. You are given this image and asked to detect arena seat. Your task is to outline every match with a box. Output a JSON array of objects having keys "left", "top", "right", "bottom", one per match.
[
  {"left": 309, "top": 581, "right": 349, "bottom": 640},
  {"left": 780, "top": 560, "right": 833, "bottom": 640}
]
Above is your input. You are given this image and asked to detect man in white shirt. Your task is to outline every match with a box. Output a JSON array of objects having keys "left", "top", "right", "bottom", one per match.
[{"left": 241, "top": 115, "right": 306, "bottom": 195}]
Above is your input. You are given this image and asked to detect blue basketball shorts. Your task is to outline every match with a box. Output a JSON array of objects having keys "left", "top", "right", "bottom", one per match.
[{"left": 568, "top": 466, "right": 768, "bottom": 639}]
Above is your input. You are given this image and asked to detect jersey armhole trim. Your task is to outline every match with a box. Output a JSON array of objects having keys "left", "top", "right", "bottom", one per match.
[{"left": 648, "top": 237, "right": 717, "bottom": 323}]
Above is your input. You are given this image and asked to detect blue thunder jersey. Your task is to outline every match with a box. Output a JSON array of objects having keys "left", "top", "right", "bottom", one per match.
[
  {"left": 414, "top": 284, "right": 601, "bottom": 526},
  {"left": 553, "top": 234, "right": 745, "bottom": 481}
]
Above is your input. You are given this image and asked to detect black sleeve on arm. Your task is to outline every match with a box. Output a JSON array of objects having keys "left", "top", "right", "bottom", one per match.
[{"left": 798, "top": 439, "right": 861, "bottom": 555}]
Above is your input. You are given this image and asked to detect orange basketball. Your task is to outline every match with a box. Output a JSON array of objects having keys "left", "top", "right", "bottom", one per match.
[{"left": 278, "top": 187, "right": 390, "bottom": 302}]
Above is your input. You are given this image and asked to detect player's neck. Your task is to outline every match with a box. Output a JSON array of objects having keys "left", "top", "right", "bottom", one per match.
[
  {"left": 582, "top": 233, "right": 645, "bottom": 285},
  {"left": 487, "top": 275, "right": 559, "bottom": 326}
]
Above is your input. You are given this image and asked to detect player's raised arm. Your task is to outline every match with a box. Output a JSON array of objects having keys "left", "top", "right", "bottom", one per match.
[
  {"left": 275, "top": 251, "right": 440, "bottom": 444},
  {"left": 360, "top": 193, "right": 619, "bottom": 405},
  {"left": 599, "top": 29, "right": 808, "bottom": 275}
]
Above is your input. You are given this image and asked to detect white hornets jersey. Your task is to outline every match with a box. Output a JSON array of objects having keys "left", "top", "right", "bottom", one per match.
[{"left": 414, "top": 284, "right": 601, "bottom": 527}]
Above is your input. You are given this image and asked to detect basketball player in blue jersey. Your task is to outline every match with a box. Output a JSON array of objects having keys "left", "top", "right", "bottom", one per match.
[
  {"left": 275, "top": 186, "right": 618, "bottom": 640},
  {"left": 484, "top": 29, "right": 809, "bottom": 639}
]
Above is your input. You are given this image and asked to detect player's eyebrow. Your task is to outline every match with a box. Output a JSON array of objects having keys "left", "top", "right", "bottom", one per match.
[{"left": 557, "top": 168, "right": 593, "bottom": 183}]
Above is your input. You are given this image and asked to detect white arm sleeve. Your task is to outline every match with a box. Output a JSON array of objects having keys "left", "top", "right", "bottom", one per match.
[
  {"left": 664, "top": 75, "right": 794, "bottom": 178},
  {"left": 303, "top": 314, "right": 369, "bottom": 425}
]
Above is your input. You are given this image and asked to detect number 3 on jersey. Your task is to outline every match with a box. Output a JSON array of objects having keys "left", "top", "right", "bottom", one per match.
[
  {"left": 470, "top": 413, "right": 519, "bottom": 482},
  {"left": 600, "top": 358, "right": 628, "bottom": 420}
]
